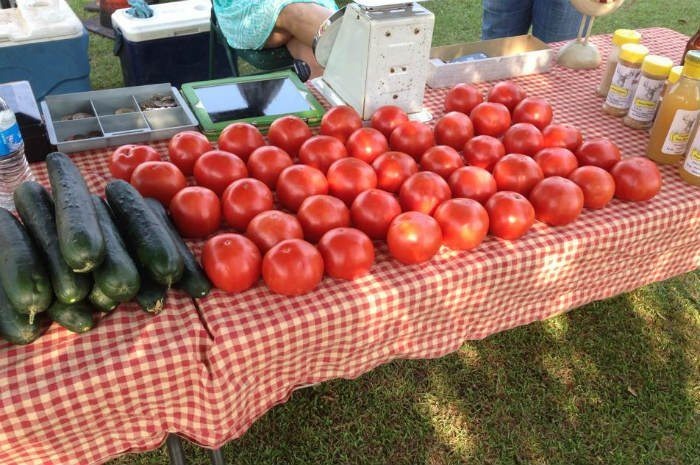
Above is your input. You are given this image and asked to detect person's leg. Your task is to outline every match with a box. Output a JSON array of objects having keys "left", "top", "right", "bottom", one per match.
[
  {"left": 532, "top": 0, "right": 583, "bottom": 43},
  {"left": 481, "top": 0, "right": 533, "bottom": 40}
]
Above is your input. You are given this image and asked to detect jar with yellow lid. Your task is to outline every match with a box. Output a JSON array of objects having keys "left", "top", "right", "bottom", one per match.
[
  {"left": 603, "top": 43, "right": 649, "bottom": 117},
  {"left": 623, "top": 55, "right": 674, "bottom": 129},
  {"left": 679, "top": 118, "right": 700, "bottom": 186},
  {"left": 597, "top": 29, "right": 642, "bottom": 97}
]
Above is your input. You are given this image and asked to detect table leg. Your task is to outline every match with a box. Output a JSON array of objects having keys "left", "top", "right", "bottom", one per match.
[
  {"left": 209, "top": 447, "right": 226, "bottom": 465},
  {"left": 166, "top": 434, "right": 187, "bottom": 465}
]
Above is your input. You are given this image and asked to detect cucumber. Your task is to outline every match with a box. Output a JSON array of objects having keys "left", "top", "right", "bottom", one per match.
[
  {"left": 13, "top": 181, "right": 92, "bottom": 304},
  {"left": 46, "top": 152, "right": 105, "bottom": 273},
  {"left": 0, "top": 207, "right": 52, "bottom": 323},
  {"left": 91, "top": 196, "right": 140, "bottom": 301},
  {"left": 0, "top": 283, "right": 51, "bottom": 345},
  {"left": 136, "top": 270, "right": 167, "bottom": 314},
  {"left": 144, "top": 198, "right": 211, "bottom": 298},
  {"left": 105, "top": 180, "right": 183, "bottom": 286},
  {"left": 47, "top": 300, "right": 95, "bottom": 334},
  {"left": 88, "top": 283, "right": 118, "bottom": 313}
]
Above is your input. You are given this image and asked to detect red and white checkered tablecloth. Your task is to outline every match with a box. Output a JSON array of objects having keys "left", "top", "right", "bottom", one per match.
[{"left": 0, "top": 27, "right": 697, "bottom": 465}]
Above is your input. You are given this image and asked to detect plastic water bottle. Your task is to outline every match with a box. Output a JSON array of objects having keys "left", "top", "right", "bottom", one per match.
[{"left": 0, "top": 97, "right": 34, "bottom": 211}]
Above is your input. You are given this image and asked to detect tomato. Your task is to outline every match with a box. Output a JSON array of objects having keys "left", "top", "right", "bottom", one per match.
[
  {"left": 193, "top": 150, "right": 248, "bottom": 196},
  {"left": 169, "top": 186, "right": 222, "bottom": 238},
  {"left": 487, "top": 81, "right": 526, "bottom": 112},
  {"left": 399, "top": 171, "right": 451, "bottom": 215},
  {"left": 387, "top": 212, "right": 442, "bottom": 264},
  {"left": 492, "top": 154, "right": 544, "bottom": 196},
  {"left": 420, "top": 145, "right": 464, "bottom": 179},
  {"left": 297, "top": 195, "right": 351, "bottom": 243},
  {"left": 533, "top": 147, "right": 579, "bottom": 178},
  {"left": 370, "top": 105, "right": 409, "bottom": 139},
  {"left": 485, "top": 191, "right": 535, "bottom": 240},
  {"left": 221, "top": 178, "right": 274, "bottom": 231},
  {"left": 346, "top": 128, "right": 389, "bottom": 164},
  {"left": 246, "top": 210, "right": 303, "bottom": 254},
  {"left": 298, "top": 135, "right": 348, "bottom": 173},
  {"left": 529, "top": 177, "right": 584, "bottom": 226},
  {"left": 469, "top": 102, "right": 511, "bottom": 138},
  {"left": 575, "top": 138, "right": 621, "bottom": 170},
  {"left": 109, "top": 144, "right": 161, "bottom": 181},
  {"left": 542, "top": 124, "right": 583, "bottom": 152},
  {"left": 202, "top": 233, "right": 261, "bottom": 293},
  {"left": 326, "top": 157, "right": 377, "bottom": 206},
  {"left": 350, "top": 188, "right": 402, "bottom": 240},
  {"left": 246, "top": 146, "right": 294, "bottom": 190},
  {"left": 511, "top": 97, "right": 553, "bottom": 130},
  {"left": 167, "top": 131, "right": 213, "bottom": 176},
  {"left": 433, "top": 198, "right": 489, "bottom": 251},
  {"left": 320, "top": 105, "right": 363, "bottom": 144},
  {"left": 217, "top": 123, "right": 265, "bottom": 162},
  {"left": 462, "top": 135, "right": 506, "bottom": 171},
  {"left": 317, "top": 227, "right": 375, "bottom": 280},
  {"left": 130, "top": 161, "right": 187, "bottom": 206},
  {"left": 610, "top": 156, "right": 661, "bottom": 202},
  {"left": 434, "top": 111, "right": 474, "bottom": 150},
  {"left": 276, "top": 165, "right": 329, "bottom": 212},
  {"left": 568, "top": 166, "right": 615, "bottom": 209},
  {"left": 262, "top": 239, "right": 324, "bottom": 296},
  {"left": 268, "top": 115, "right": 313, "bottom": 158},
  {"left": 502, "top": 123, "right": 544, "bottom": 157},
  {"left": 371, "top": 151, "right": 419, "bottom": 193},
  {"left": 389, "top": 121, "right": 436, "bottom": 161},
  {"left": 448, "top": 166, "right": 497, "bottom": 204},
  {"left": 444, "top": 83, "right": 484, "bottom": 115}
]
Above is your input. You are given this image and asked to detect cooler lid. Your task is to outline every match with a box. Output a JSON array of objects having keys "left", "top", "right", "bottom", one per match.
[
  {"left": 112, "top": 0, "right": 213, "bottom": 42},
  {"left": 0, "top": 0, "right": 84, "bottom": 46}
]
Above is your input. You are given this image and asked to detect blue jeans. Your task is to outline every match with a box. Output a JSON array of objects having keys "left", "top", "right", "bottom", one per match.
[{"left": 481, "top": 0, "right": 583, "bottom": 43}]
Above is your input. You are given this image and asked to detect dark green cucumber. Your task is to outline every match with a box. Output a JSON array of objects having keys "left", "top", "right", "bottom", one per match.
[
  {"left": 47, "top": 300, "right": 95, "bottom": 334},
  {"left": 144, "top": 198, "right": 211, "bottom": 298},
  {"left": 13, "top": 181, "right": 92, "bottom": 304},
  {"left": 46, "top": 152, "right": 105, "bottom": 273},
  {"left": 0, "top": 207, "right": 52, "bottom": 322},
  {"left": 136, "top": 270, "right": 167, "bottom": 314},
  {"left": 91, "top": 195, "right": 140, "bottom": 301},
  {"left": 88, "top": 283, "right": 118, "bottom": 313},
  {"left": 0, "top": 283, "right": 51, "bottom": 345},
  {"left": 105, "top": 180, "right": 183, "bottom": 286}
]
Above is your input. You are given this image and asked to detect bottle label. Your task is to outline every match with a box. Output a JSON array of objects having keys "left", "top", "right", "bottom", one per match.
[
  {"left": 605, "top": 63, "right": 642, "bottom": 110},
  {"left": 0, "top": 122, "right": 23, "bottom": 158},
  {"left": 627, "top": 76, "right": 665, "bottom": 123},
  {"left": 682, "top": 128, "right": 700, "bottom": 177},
  {"left": 662, "top": 109, "right": 700, "bottom": 155}
]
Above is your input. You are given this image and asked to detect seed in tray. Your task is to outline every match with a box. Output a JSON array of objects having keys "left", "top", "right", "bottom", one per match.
[
  {"left": 139, "top": 94, "right": 176, "bottom": 111},
  {"left": 114, "top": 107, "right": 134, "bottom": 115},
  {"left": 68, "top": 134, "right": 87, "bottom": 141},
  {"left": 60, "top": 112, "right": 94, "bottom": 121}
]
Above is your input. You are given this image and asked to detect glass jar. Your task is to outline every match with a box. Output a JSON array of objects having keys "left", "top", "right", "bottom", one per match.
[
  {"left": 679, "top": 117, "right": 700, "bottom": 186},
  {"left": 623, "top": 55, "right": 673, "bottom": 129},
  {"left": 597, "top": 29, "right": 642, "bottom": 97},
  {"left": 602, "top": 43, "right": 649, "bottom": 117}
]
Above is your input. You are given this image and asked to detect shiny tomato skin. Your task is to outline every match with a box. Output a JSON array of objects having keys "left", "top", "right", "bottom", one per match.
[
  {"left": 485, "top": 191, "right": 535, "bottom": 240},
  {"left": 276, "top": 165, "right": 329, "bottom": 212},
  {"left": 320, "top": 105, "right": 363, "bottom": 144},
  {"left": 534, "top": 147, "right": 579, "bottom": 178},
  {"left": 246, "top": 146, "right": 294, "bottom": 190},
  {"left": 169, "top": 186, "right": 222, "bottom": 238},
  {"left": 193, "top": 150, "right": 248, "bottom": 196},
  {"left": 130, "top": 161, "right": 187, "bottom": 206},
  {"left": 575, "top": 138, "right": 621, "bottom": 171},
  {"left": 297, "top": 195, "right": 351, "bottom": 243},
  {"left": 462, "top": 135, "right": 506, "bottom": 171},
  {"left": 268, "top": 115, "right": 313, "bottom": 158},
  {"left": 420, "top": 145, "right": 464, "bottom": 179},
  {"left": 610, "top": 157, "right": 661, "bottom": 202},
  {"left": 370, "top": 105, "right": 409, "bottom": 139},
  {"left": 568, "top": 166, "right": 616, "bottom": 209},
  {"left": 389, "top": 121, "right": 436, "bottom": 161},
  {"left": 298, "top": 135, "right": 348, "bottom": 174},
  {"left": 529, "top": 177, "right": 584, "bottom": 226},
  {"left": 433, "top": 198, "right": 489, "bottom": 251},
  {"left": 492, "top": 154, "right": 544, "bottom": 196},
  {"left": 109, "top": 144, "right": 161, "bottom": 181},
  {"left": 217, "top": 123, "right": 265, "bottom": 162},
  {"left": 434, "top": 111, "right": 474, "bottom": 150},
  {"left": 469, "top": 102, "right": 511, "bottom": 138},
  {"left": 245, "top": 210, "right": 303, "bottom": 254},
  {"left": 399, "top": 171, "right": 452, "bottom": 215},
  {"left": 371, "top": 151, "right": 419, "bottom": 193},
  {"left": 202, "top": 233, "right": 261, "bottom": 293},
  {"left": 448, "top": 166, "right": 497, "bottom": 204},
  {"left": 221, "top": 178, "right": 274, "bottom": 231},
  {"left": 350, "top": 188, "right": 402, "bottom": 240},
  {"left": 542, "top": 124, "right": 583, "bottom": 152},
  {"left": 346, "top": 127, "right": 389, "bottom": 164},
  {"left": 387, "top": 212, "right": 442, "bottom": 264},
  {"left": 502, "top": 123, "right": 544, "bottom": 157},
  {"left": 167, "top": 131, "right": 213, "bottom": 176},
  {"left": 487, "top": 81, "right": 527, "bottom": 112},
  {"left": 262, "top": 239, "right": 324, "bottom": 296},
  {"left": 444, "top": 83, "right": 484, "bottom": 115},
  {"left": 511, "top": 97, "right": 553, "bottom": 130},
  {"left": 317, "top": 227, "right": 375, "bottom": 280},
  {"left": 326, "top": 157, "right": 378, "bottom": 206}
]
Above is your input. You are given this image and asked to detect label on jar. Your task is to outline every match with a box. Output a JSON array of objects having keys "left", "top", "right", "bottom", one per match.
[
  {"left": 605, "top": 63, "right": 642, "bottom": 110},
  {"left": 662, "top": 109, "right": 700, "bottom": 155},
  {"left": 0, "top": 122, "right": 22, "bottom": 158},
  {"left": 682, "top": 128, "right": 700, "bottom": 177},
  {"left": 627, "top": 76, "right": 666, "bottom": 122}
]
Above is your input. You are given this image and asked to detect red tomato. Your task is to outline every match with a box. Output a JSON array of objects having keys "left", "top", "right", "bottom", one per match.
[
  {"left": 246, "top": 146, "right": 294, "bottom": 190},
  {"left": 399, "top": 171, "right": 451, "bottom": 215},
  {"left": 511, "top": 97, "right": 553, "bottom": 130},
  {"left": 276, "top": 165, "right": 329, "bottom": 212},
  {"left": 492, "top": 154, "right": 544, "bottom": 196},
  {"left": 502, "top": 123, "right": 544, "bottom": 157},
  {"left": 462, "top": 135, "right": 506, "bottom": 171},
  {"left": 420, "top": 145, "right": 464, "bottom": 179},
  {"left": 444, "top": 83, "right": 484, "bottom": 115},
  {"left": 485, "top": 191, "right": 535, "bottom": 240},
  {"left": 262, "top": 239, "right": 324, "bottom": 296},
  {"left": 487, "top": 81, "right": 527, "bottom": 112},
  {"left": 217, "top": 123, "right": 265, "bottom": 162},
  {"left": 389, "top": 121, "right": 436, "bottom": 161},
  {"left": 346, "top": 127, "right": 389, "bottom": 164},
  {"left": 326, "top": 158, "right": 377, "bottom": 206},
  {"left": 610, "top": 157, "right": 661, "bottom": 202},
  {"left": 297, "top": 195, "right": 351, "bottom": 243},
  {"left": 434, "top": 111, "right": 474, "bottom": 150},
  {"left": 317, "top": 227, "right": 375, "bottom": 280},
  {"left": 130, "top": 161, "right": 187, "bottom": 206},
  {"left": 534, "top": 147, "right": 579, "bottom": 178},
  {"left": 568, "top": 166, "right": 616, "bottom": 209},
  {"left": 371, "top": 151, "right": 419, "bottom": 193},
  {"left": 221, "top": 178, "right": 274, "bottom": 231},
  {"left": 268, "top": 115, "right": 312, "bottom": 158},
  {"left": 246, "top": 210, "right": 303, "bottom": 254},
  {"left": 320, "top": 105, "right": 363, "bottom": 144},
  {"left": 298, "top": 135, "right": 348, "bottom": 174},
  {"left": 350, "top": 188, "right": 402, "bottom": 240},
  {"left": 167, "top": 131, "right": 213, "bottom": 176},
  {"left": 370, "top": 105, "right": 409, "bottom": 139},
  {"left": 448, "top": 166, "right": 497, "bottom": 204},
  {"left": 193, "top": 150, "right": 248, "bottom": 196},
  {"left": 470, "top": 102, "right": 511, "bottom": 138},
  {"left": 542, "top": 124, "right": 583, "bottom": 152},
  {"left": 202, "top": 233, "right": 261, "bottom": 293},
  {"left": 529, "top": 177, "right": 584, "bottom": 226},
  {"left": 575, "top": 138, "right": 621, "bottom": 171},
  {"left": 109, "top": 144, "right": 161, "bottom": 181},
  {"left": 169, "top": 186, "right": 222, "bottom": 238},
  {"left": 433, "top": 198, "right": 489, "bottom": 251},
  {"left": 387, "top": 212, "right": 442, "bottom": 264}
]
